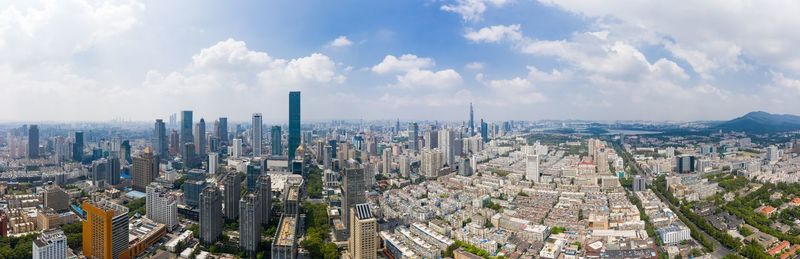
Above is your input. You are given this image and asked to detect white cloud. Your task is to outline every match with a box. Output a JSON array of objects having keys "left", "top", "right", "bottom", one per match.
[
  {"left": 465, "top": 62, "right": 484, "bottom": 70},
  {"left": 371, "top": 54, "right": 435, "bottom": 74},
  {"left": 441, "top": 0, "right": 511, "bottom": 21},
  {"left": 328, "top": 36, "right": 353, "bottom": 47},
  {"left": 464, "top": 24, "right": 522, "bottom": 43},
  {"left": 392, "top": 69, "right": 463, "bottom": 90}
]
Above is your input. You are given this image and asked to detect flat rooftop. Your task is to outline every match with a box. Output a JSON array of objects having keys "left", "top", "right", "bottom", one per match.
[{"left": 276, "top": 216, "right": 297, "bottom": 246}]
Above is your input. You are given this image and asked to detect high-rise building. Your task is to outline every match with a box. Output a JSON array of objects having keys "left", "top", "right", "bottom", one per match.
[
  {"left": 633, "top": 175, "right": 647, "bottom": 192},
  {"left": 82, "top": 199, "right": 130, "bottom": 259},
  {"left": 223, "top": 173, "right": 242, "bottom": 220},
  {"left": 767, "top": 145, "right": 779, "bottom": 163},
  {"left": 132, "top": 147, "right": 159, "bottom": 192},
  {"left": 120, "top": 140, "right": 132, "bottom": 164},
  {"left": 288, "top": 91, "right": 301, "bottom": 165},
  {"left": 28, "top": 125, "right": 39, "bottom": 159},
  {"left": 382, "top": 149, "right": 392, "bottom": 174},
  {"left": 208, "top": 152, "right": 218, "bottom": 174},
  {"left": 409, "top": 122, "right": 419, "bottom": 152},
  {"left": 469, "top": 103, "right": 475, "bottom": 136},
  {"left": 33, "top": 229, "right": 67, "bottom": 259},
  {"left": 199, "top": 186, "right": 223, "bottom": 245},
  {"left": 398, "top": 155, "right": 410, "bottom": 178},
  {"left": 43, "top": 184, "right": 69, "bottom": 212},
  {"left": 180, "top": 110, "right": 193, "bottom": 146},
  {"left": 183, "top": 179, "right": 206, "bottom": 208},
  {"left": 675, "top": 155, "right": 696, "bottom": 174},
  {"left": 439, "top": 129, "right": 455, "bottom": 166},
  {"left": 246, "top": 162, "right": 262, "bottom": 192},
  {"left": 271, "top": 125, "right": 282, "bottom": 156},
  {"left": 146, "top": 183, "right": 178, "bottom": 231},
  {"left": 195, "top": 118, "right": 206, "bottom": 157},
  {"left": 258, "top": 174, "right": 272, "bottom": 227},
  {"left": 526, "top": 154, "right": 539, "bottom": 182},
  {"left": 421, "top": 149, "right": 444, "bottom": 178},
  {"left": 480, "top": 119, "right": 488, "bottom": 143},
  {"left": 168, "top": 129, "right": 179, "bottom": 157},
  {"left": 252, "top": 113, "right": 263, "bottom": 156},
  {"left": 239, "top": 193, "right": 261, "bottom": 256},
  {"left": 342, "top": 167, "right": 366, "bottom": 237},
  {"left": 73, "top": 131, "right": 84, "bottom": 162},
  {"left": 154, "top": 119, "right": 168, "bottom": 159},
  {"left": 106, "top": 155, "right": 121, "bottom": 186},
  {"left": 182, "top": 143, "right": 196, "bottom": 169},
  {"left": 348, "top": 204, "right": 377, "bottom": 259},
  {"left": 459, "top": 157, "right": 473, "bottom": 177},
  {"left": 91, "top": 158, "right": 107, "bottom": 187},
  {"left": 218, "top": 117, "right": 229, "bottom": 146},
  {"left": 232, "top": 138, "right": 243, "bottom": 158}
]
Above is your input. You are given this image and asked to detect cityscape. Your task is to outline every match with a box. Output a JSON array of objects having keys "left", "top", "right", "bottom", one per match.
[{"left": 3, "top": 1, "right": 800, "bottom": 259}]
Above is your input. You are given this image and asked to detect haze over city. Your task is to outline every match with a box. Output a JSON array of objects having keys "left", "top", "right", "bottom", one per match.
[{"left": 4, "top": 0, "right": 800, "bottom": 122}]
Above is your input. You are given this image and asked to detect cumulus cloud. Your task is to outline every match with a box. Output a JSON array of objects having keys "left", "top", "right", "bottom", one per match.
[
  {"left": 328, "top": 36, "right": 353, "bottom": 47},
  {"left": 441, "top": 0, "right": 511, "bottom": 21},
  {"left": 371, "top": 54, "right": 435, "bottom": 74},
  {"left": 465, "top": 62, "right": 484, "bottom": 70},
  {"left": 464, "top": 24, "right": 522, "bottom": 43},
  {"left": 392, "top": 69, "right": 463, "bottom": 90}
]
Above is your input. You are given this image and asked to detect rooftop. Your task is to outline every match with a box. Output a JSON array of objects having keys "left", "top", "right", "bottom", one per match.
[{"left": 276, "top": 216, "right": 297, "bottom": 246}]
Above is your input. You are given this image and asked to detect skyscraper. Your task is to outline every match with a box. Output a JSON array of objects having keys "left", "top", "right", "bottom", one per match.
[
  {"left": 246, "top": 163, "right": 261, "bottom": 192},
  {"left": 82, "top": 199, "right": 130, "bottom": 259},
  {"left": 73, "top": 131, "right": 84, "bottom": 162},
  {"left": 180, "top": 110, "right": 193, "bottom": 146},
  {"left": 218, "top": 117, "right": 228, "bottom": 146},
  {"left": 252, "top": 113, "right": 263, "bottom": 156},
  {"left": 239, "top": 193, "right": 261, "bottom": 256},
  {"left": 27, "top": 125, "right": 39, "bottom": 159},
  {"left": 183, "top": 143, "right": 196, "bottom": 169},
  {"left": 526, "top": 154, "right": 539, "bottom": 182},
  {"left": 106, "top": 155, "right": 121, "bottom": 186},
  {"left": 154, "top": 119, "right": 168, "bottom": 159},
  {"left": 223, "top": 173, "right": 241, "bottom": 220},
  {"left": 120, "top": 140, "right": 132, "bottom": 164},
  {"left": 132, "top": 147, "right": 159, "bottom": 192},
  {"left": 199, "top": 186, "right": 222, "bottom": 245},
  {"left": 410, "top": 122, "right": 419, "bottom": 152},
  {"left": 348, "top": 204, "right": 377, "bottom": 259},
  {"left": 469, "top": 103, "right": 475, "bottom": 136},
  {"left": 91, "top": 159, "right": 107, "bottom": 187},
  {"left": 168, "top": 129, "right": 179, "bottom": 157},
  {"left": 195, "top": 118, "right": 206, "bottom": 157},
  {"left": 480, "top": 119, "right": 488, "bottom": 143},
  {"left": 258, "top": 174, "right": 272, "bottom": 227},
  {"left": 288, "top": 91, "right": 301, "bottom": 163},
  {"left": 271, "top": 125, "right": 282, "bottom": 156},
  {"left": 232, "top": 138, "right": 243, "bottom": 158},
  {"left": 342, "top": 167, "right": 366, "bottom": 237},
  {"left": 146, "top": 183, "right": 178, "bottom": 231},
  {"left": 439, "top": 129, "right": 455, "bottom": 166},
  {"left": 208, "top": 152, "right": 218, "bottom": 174}
]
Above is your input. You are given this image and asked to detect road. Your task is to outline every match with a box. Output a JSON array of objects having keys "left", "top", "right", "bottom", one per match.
[{"left": 612, "top": 141, "right": 734, "bottom": 258}]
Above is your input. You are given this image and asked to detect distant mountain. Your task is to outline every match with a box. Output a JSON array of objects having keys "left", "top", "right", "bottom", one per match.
[{"left": 713, "top": 111, "right": 800, "bottom": 132}]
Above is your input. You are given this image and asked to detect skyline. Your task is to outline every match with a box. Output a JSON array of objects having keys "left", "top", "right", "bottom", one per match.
[{"left": 4, "top": 0, "right": 800, "bottom": 121}]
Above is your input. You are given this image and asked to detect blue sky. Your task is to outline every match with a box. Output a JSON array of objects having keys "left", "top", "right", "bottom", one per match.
[{"left": 2, "top": 0, "right": 800, "bottom": 122}]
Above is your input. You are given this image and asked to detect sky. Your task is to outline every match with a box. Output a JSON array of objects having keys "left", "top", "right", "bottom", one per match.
[{"left": 2, "top": 0, "right": 800, "bottom": 122}]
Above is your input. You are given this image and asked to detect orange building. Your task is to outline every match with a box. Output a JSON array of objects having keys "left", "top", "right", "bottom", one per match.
[{"left": 82, "top": 199, "right": 131, "bottom": 259}]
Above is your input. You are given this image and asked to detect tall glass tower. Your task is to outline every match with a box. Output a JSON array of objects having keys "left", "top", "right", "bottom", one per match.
[
  {"left": 180, "top": 111, "right": 194, "bottom": 146},
  {"left": 252, "top": 113, "right": 263, "bottom": 156},
  {"left": 288, "top": 91, "right": 301, "bottom": 162}
]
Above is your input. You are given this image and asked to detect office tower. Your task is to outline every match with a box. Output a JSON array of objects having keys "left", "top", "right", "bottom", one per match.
[
  {"left": 120, "top": 140, "right": 132, "bottom": 164},
  {"left": 409, "top": 122, "right": 419, "bottom": 152},
  {"left": 82, "top": 199, "right": 130, "bottom": 259},
  {"left": 232, "top": 138, "right": 243, "bottom": 158},
  {"left": 91, "top": 158, "right": 107, "bottom": 187},
  {"left": 382, "top": 149, "right": 392, "bottom": 174},
  {"left": 208, "top": 152, "right": 218, "bottom": 174},
  {"left": 180, "top": 110, "right": 194, "bottom": 146},
  {"left": 288, "top": 91, "right": 301, "bottom": 165},
  {"left": 459, "top": 157, "right": 473, "bottom": 176},
  {"left": 33, "top": 229, "right": 67, "bottom": 259},
  {"left": 195, "top": 118, "right": 206, "bottom": 157},
  {"left": 251, "top": 113, "right": 263, "bottom": 156},
  {"left": 183, "top": 143, "right": 196, "bottom": 169},
  {"left": 132, "top": 147, "right": 159, "bottom": 192},
  {"left": 223, "top": 173, "right": 241, "bottom": 220},
  {"left": 323, "top": 145, "right": 332, "bottom": 170},
  {"left": 439, "top": 129, "right": 455, "bottom": 166},
  {"left": 526, "top": 154, "right": 539, "bottom": 182},
  {"left": 27, "top": 125, "right": 39, "bottom": 159},
  {"left": 675, "top": 155, "right": 696, "bottom": 174},
  {"left": 469, "top": 103, "right": 475, "bottom": 136},
  {"left": 348, "top": 204, "right": 377, "bottom": 259},
  {"left": 218, "top": 117, "right": 229, "bottom": 145},
  {"left": 154, "top": 119, "right": 168, "bottom": 158},
  {"left": 246, "top": 163, "right": 261, "bottom": 192},
  {"left": 73, "top": 131, "right": 84, "bottom": 162},
  {"left": 271, "top": 125, "right": 282, "bottom": 156},
  {"left": 425, "top": 128, "right": 438, "bottom": 150},
  {"left": 169, "top": 113, "right": 177, "bottom": 128},
  {"left": 480, "top": 119, "right": 488, "bottom": 143},
  {"left": 146, "top": 183, "right": 178, "bottom": 231},
  {"left": 258, "top": 174, "right": 272, "bottom": 227},
  {"left": 106, "top": 155, "right": 121, "bottom": 186},
  {"left": 239, "top": 193, "right": 261, "bottom": 256},
  {"left": 199, "top": 186, "right": 223, "bottom": 245},
  {"left": 207, "top": 135, "right": 218, "bottom": 155},
  {"left": 168, "top": 129, "right": 179, "bottom": 156},
  {"left": 183, "top": 179, "right": 206, "bottom": 208},
  {"left": 633, "top": 175, "right": 647, "bottom": 192},
  {"left": 43, "top": 184, "right": 69, "bottom": 212},
  {"left": 342, "top": 167, "right": 366, "bottom": 237},
  {"left": 54, "top": 137, "right": 69, "bottom": 163}
]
